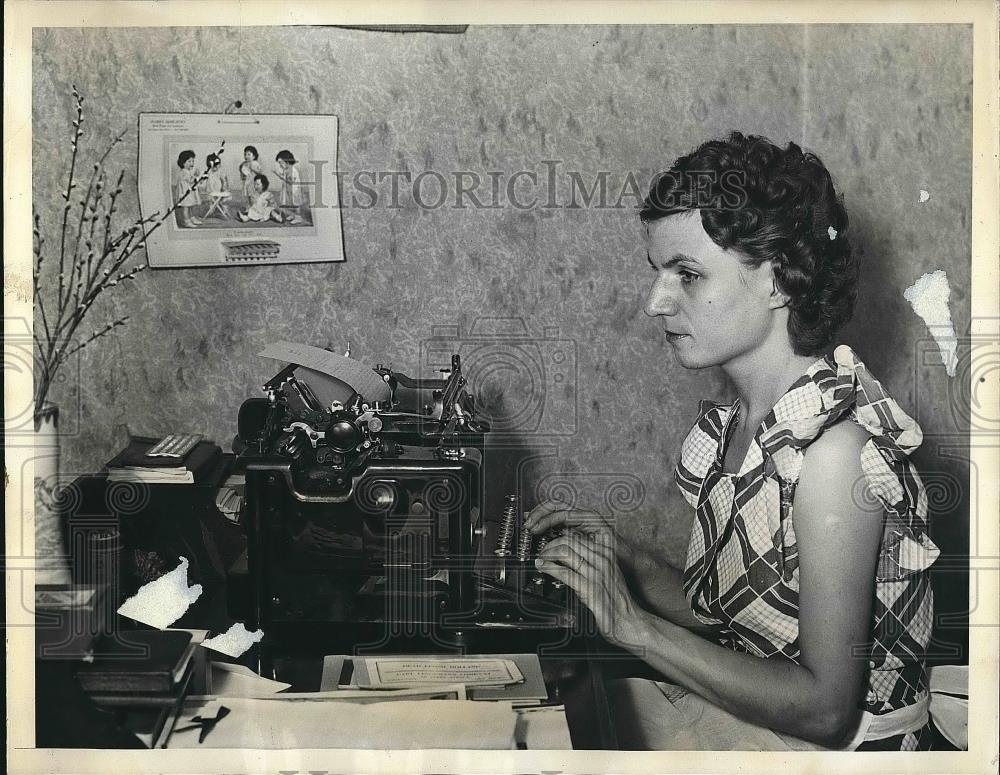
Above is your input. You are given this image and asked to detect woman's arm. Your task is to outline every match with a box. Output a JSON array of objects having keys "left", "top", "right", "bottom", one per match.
[
  {"left": 537, "top": 422, "right": 883, "bottom": 746},
  {"left": 622, "top": 546, "right": 723, "bottom": 636}
]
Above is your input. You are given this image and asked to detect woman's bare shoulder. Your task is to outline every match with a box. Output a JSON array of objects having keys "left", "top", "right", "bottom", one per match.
[
  {"left": 807, "top": 419, "right": 870, "bottom": 460},
  {"left": 796, "top": 419, "right": 882, "bottom": 517}
]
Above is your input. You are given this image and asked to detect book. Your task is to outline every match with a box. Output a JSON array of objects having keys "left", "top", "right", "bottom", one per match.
[
  {"left": 77, "top": 630, "right": 193, "bottom": 694},
  {"left": 106, "top": 437, "right": 222, "bottom": 484},
  {"left": 88, "top": 663, "right": 194, "bottom": 707}
]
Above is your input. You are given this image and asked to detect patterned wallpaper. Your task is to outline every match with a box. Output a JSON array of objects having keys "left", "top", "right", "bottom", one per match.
[{"left": 32, "top": 25, "right": 972, "bottom": 581}]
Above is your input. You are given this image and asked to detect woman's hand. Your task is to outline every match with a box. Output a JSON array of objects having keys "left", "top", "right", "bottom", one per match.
[
  {"left": 536, "top": 526, "right": 650, "bottom": 649},
  {"left": 524, "top": 499, "right": 613, "bottom": 537}
]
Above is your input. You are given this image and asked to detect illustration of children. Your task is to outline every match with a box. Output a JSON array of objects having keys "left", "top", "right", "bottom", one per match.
[
  {"left": 239, "top": 145, "right": 263, "bottom": 202},
  {"left": 273, "top": 149, "right": 305, "bottom": 224},
  {"left": 237, "top": 174, "right": 283, "bottom": 223},
  {"left": 202, "top": 153, "right": 232, "bottom": 220},
  {"left": 174, "top": 150, "right": 202, "bottom": 227}
]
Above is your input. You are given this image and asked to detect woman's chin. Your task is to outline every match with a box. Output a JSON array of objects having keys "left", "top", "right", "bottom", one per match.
[
  {"left": 671, "top": 350, "right": 699, "bottom": 369},
  {"left": 670, "top": 345, "right": 716, "bottom": 371}
]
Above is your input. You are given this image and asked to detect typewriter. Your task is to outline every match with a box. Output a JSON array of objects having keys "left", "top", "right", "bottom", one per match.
[{"left": 228, "top": 344, "right": 571, "bottom": 652}]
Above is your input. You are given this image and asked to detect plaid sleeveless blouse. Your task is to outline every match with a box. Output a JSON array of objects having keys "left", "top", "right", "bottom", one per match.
[{"left": 674, "top": 345, "right": 937, "bottom": 727}]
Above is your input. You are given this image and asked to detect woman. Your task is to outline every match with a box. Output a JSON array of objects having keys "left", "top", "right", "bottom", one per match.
[{"left": 526, "top": 132, "right": 939, "bottom": 751}]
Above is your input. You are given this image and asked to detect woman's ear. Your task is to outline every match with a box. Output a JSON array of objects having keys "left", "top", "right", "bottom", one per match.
[{"left": 767, "top": 263, "right": 791, "bottom": 310}]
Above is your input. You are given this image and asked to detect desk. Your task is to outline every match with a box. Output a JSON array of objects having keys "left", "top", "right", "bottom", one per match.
[
  {"left": 50, "top": 469, "right": 618, "bottom": 750},
  {"left": 264, "top": 651, "right": 615, "bottom": 749}
]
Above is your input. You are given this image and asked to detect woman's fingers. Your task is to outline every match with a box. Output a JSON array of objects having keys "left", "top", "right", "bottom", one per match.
[
  {"left": 536, "top": 535, "right": 596, "bottom": 603},
  {"left": 537, "top": 532, "right": 588, "bottom": 572},
  {"left": 537, "top": 530, "right": 635, "bottom": 643},
  {"left": 534, "top": 557, "right": 589, "bottom": 601},
  {"left": 538, "top": 530, "right": 614, "bottom": 585},
  {"left": 524, "top": 500, "right": 609, "bottom": 535},
  {"left": 524, "top": 499, "right": 576, "bottom": 534},
  {"left": 535, "top": 526, "right": 647, "bottom": 650},
  {"left": 540, "top": 527, "right": 615, "bottom": 565}
]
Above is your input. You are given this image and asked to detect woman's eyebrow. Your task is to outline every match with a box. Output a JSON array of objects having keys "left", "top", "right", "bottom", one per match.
[{"left": 649, "top": 252, "right": 701, "bottom": 268}]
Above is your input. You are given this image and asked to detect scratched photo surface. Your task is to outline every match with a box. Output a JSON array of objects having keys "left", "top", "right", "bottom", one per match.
[{"left": 23, "top": 18, "right": 979, "bottom": 765}]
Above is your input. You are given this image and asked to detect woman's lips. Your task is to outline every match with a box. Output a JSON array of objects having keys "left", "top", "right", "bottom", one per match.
[{"left": 665, "top": 330, "right": 688, "bottom": 342}]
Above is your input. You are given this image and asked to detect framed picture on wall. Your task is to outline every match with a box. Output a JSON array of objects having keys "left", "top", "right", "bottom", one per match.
[{"left": 137, "top": 112, "right": 344, "bottom": 268}]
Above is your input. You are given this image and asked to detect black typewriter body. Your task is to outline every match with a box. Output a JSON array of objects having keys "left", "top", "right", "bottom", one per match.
[
  {"left": 228, "top": 352, "right": 571, "bottom": 651},
  {"left": 242, "top": 448, "right": 482, "bottom": 626}
]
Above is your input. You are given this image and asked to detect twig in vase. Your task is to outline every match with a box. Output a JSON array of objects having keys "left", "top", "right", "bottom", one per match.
[{"left": 33, "top": 86, "right": 224, "bottom": 418}]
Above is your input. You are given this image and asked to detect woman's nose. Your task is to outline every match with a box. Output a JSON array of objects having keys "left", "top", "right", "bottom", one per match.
[{"left": 644, "top": 275, "right": 678, "bottom": 317}]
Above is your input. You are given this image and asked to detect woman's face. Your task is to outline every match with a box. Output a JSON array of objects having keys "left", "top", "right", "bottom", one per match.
[
  {"left": 183, "top": 157, "right": 195, "bottom": 170},
  {"left": 253, "top": 179, "right": 264, "bottom": 194},
  {"left": 245, "top": 150, "right": 255, "bottom": 162},
  {"left": 643, "top": 212, "right": 779, "bottom": 370}
]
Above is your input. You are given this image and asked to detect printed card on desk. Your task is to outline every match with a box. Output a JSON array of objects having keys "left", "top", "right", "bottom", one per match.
[{"left": 354, "top": 657, "right": 524, "bottom": 688}]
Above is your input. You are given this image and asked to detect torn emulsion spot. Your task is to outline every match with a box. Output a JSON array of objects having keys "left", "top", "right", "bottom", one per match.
[
  {"left": 117, "top": 556, "right": 202, "bottom": 629},
  {"left": 3, "top": 270, "right": 32, "bottom": 303},
  {"left": 827, "top": 226, "right": 838, "bottom": 241},
  {"left": 201, "top": 622, "right": 264, "bottom": 658},
  {"left": 919, "top": 189, "right": 930, "bottom": 203},
  {"left": 903, "top": 270, "right": 958, "bottom": 377}
]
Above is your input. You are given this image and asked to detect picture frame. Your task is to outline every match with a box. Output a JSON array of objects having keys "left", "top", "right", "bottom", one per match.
[{"left": 137, "top": 112, "right": 344, "bottom": 268}]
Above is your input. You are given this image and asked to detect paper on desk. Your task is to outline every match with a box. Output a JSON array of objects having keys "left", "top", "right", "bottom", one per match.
[
  {"left": 186, "top": 685, "right": 468, "bottom": 703},
  {"left": 929, "top": 664, "right": 968, "bottom": 696},
  {"left": 356, "top": 657, "right": 524, "bottom": 688},
  {"left": 167, "top": 697, "right": 516, "bottom": 749},
  {"left": 168, "top": 627, "right": 209, "bottom": 644},
  {"left": 251, "top": 684, "right": 468, "bottom": 702},
  {"left": 514, "top": 705, "right": 573, "bottom": 750},
  {"left": 320, "top": 655, "right": 349, "bottom": 690},
  {"left": 258, "top": 341, "right": 391, "bottom": 403},
  {"left": 210, "top": 662, "right": 291, "bottom": 696}
]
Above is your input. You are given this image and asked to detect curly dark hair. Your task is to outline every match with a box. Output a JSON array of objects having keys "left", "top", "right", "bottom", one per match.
[{"left": 640, "top": 132, "right": 858, "bottom": 357}]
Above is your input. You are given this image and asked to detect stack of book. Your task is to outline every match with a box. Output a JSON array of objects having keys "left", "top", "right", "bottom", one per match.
[
  {"left": 77, "top": 630, "right": 197, "bottom": 748},
  {"left": 106, "top": 437, "right": 221, "bottom": 484}
]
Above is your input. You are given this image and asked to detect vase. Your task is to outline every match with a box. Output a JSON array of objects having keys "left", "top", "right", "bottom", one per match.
[{"left": 34, "top": 402, "right": 72, "bottom": 585}]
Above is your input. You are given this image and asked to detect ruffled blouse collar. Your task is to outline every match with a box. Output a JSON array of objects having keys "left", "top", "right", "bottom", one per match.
[{"left": 749, "top": 344, "right": 923, "bottom": 463}]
